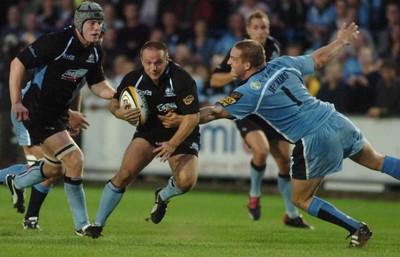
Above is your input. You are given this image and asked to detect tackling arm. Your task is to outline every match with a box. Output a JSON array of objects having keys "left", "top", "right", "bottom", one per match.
[
  {"left": 199, "top": 105, "right": 234, "bottom": 124},
  {"left": 209, "top": 72, "right": 235, "bottom": 88},
  {"left": 311, "top": 22, "right": 359, "bottom": 70}
]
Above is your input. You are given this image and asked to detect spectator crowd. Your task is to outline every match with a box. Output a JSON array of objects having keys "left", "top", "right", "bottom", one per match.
[{"left": 1, "top": 0, "right": 400, "bottom": 166}]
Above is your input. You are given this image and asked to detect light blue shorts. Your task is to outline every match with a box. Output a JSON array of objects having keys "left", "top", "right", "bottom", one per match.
[
  {"left": 291, "top": 112, "right": 365, "bottom": 179},
  {"left": 11, "top": 111, "right": 32, "bottom": 146}
]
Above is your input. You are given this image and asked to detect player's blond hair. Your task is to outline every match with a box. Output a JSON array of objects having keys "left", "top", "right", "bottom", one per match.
[{"left": 234, "top": 40, "right": 266, "bottom": 69}]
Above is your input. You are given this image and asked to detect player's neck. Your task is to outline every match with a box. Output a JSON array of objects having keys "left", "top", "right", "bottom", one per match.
[{"left": 75, "top": 29, "right": 91, "bottom": 47}]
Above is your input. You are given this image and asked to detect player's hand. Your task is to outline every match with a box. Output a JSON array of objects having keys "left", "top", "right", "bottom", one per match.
[
  {"left": 12, "top": 102, "right": 29, "bottom": 122},
  {"left": 337, "top": 22, "right": 359, "bottom": 45},
  {"left": 158, "top": 112, "right": 182, "bottom": 128},
  {"left": 153, "top": 141, "right": 177, "bottom": 162},
  {"left": 69, "top": 127, "right": 80, "bottom": 137},
  {"left": 116, "top": 104, "right": 141, "bottom": 125},
  {"left": 69, "top": 110, "right": 90, "bottom": 130}
]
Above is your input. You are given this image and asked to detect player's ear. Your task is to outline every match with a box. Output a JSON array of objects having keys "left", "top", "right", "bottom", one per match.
[{"left": 245, "top": 61, "right": 252, "bottom": 71}]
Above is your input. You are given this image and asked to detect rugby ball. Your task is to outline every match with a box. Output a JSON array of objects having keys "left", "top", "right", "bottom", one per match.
[{"left": 119, "top": 86, "right": 149, "bottom": 126}]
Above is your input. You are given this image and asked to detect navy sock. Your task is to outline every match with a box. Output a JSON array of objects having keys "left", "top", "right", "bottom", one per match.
[
  {"left": 25, "top": 184, "right": 51, "bottom": 219},
  {"left": 308, "top": 197, "right": 359, "bottom": 234}
]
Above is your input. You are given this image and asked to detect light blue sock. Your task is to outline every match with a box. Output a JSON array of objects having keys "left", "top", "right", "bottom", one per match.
[
  {"left": 14, "top": 161, "right": 46, "bottom": 189},
  {"left": 0, "top": 164, "right": 28, "bottom": 184},
  {"left": 308, "top": 196, "right": 359, "bottom": 233},
  {"left": 64, "top": 177, "right": 89, "bottom": 231},
  {"left": 277, "top": 175, "right": 299, "bottom": 218},
  {"left": 382, "top": 156, "right": 400, "bottom": 180},
  {"left": 94, "top": 181, "right": 125, "bottom": 227},
  {"left": 249, "top": 161, "right": 266, "bottom": 197},
  {"left": 160, "top": 177, "right": 184, "bottom": 201},
  {"left": 33, "top": 182, "right": 52, "bottom": 194}
]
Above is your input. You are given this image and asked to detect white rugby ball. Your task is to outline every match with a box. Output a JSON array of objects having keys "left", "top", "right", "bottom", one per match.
[{"left": 119, "top": 86, "right": 149, "bottom": 126}]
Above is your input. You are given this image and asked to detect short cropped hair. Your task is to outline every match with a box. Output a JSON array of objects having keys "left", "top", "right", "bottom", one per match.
[
  {"left": 247, "top": 10, "right": 269, "bottom": 26},
  {"left": 234, "top": 39, "right": 266, "bottom": 69},
  {"left": 140, "top": 41, "right": 169, "bottom": 57}
]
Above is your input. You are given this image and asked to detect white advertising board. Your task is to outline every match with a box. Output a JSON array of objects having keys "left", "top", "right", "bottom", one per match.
[{"left": 82, "top": 110, "right": 400, "bottom": 185}]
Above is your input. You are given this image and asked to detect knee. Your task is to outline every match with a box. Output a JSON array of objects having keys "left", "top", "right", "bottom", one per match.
[
  {"left": 275, "top": 157, "right": 291, "bottom": 175},
  {"left": 112, "top": 167, "right": 136, "bottom": 188},
  {"left": 292, "top": 195, "right": 305, "bottom": 210},
  {"left": 291, "top": 195, "right": 308, "bottom": 211},
  {"left": 252, "top": 145, "right": 269, "bottom": 164},
  {"left": 61, "top": 150, "right": 84, "bottom": 178}
]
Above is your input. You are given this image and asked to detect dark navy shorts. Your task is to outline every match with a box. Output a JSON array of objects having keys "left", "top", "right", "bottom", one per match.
[
  {"left": 133, "top": 131, "right": 200, "bottom": 157},
  {"left": 235, "top": 115, "right": 286, "bottom": 141}
]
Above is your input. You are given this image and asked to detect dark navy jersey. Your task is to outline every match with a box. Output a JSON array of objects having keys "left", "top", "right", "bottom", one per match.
[
  {"left": 114, "top": 60, "right": 200, "bottom": 141},
  {"left": 18, "top": 26, "right": 105, "bottom": 117}
]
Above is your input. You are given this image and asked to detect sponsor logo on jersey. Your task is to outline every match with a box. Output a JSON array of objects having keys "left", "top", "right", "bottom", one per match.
[
  {"left": 28, "top": 45, "right": 37, "bottom": 58},
  {"left": 183, "top": 95, "right": 194, "bottom": 105},
  {"left": 62, "top": 54, "right": 75, "bottom": 61},
  {"left": 86, "top": 53, "right": 96, "bottom": 63},
  {"left": 217, "top": 91, "right": 242, "bottom": 107},
  {"left": 157, "top": 102, "right": 177, "bottom": 113},
  {"left": 190, "top": 142, "right": 199, "bottom": 152},
  {"left": 140, "top": 90, "right": 152, "bottom": 96},
  {"left": 61, "top": 69, "right": 88, "bottom": 82},
  {"left": 217, "top": 96, "right": 237, "bottom": 107},
  {"left": 164, "top": 87, "right": 176, "bottom": 97},
  {"left": 250, "top": 81, "right": 262, "bottom": 90},
  {"left": 230, "top": 91, "right": 242, "bottom": 100}
]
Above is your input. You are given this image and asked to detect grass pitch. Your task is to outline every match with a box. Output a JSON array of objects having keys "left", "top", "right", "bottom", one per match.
[{"left": 0, "top": 184, "right": 399, "bottom": 257}]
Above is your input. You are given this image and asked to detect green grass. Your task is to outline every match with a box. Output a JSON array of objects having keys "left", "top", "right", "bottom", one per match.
[{"left": 0, "top": 185, "right": 399, "bottom": 257}]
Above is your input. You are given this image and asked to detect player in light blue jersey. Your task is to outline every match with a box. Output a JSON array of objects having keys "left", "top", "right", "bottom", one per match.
[{"left": 200, "top": 22, "right": 400, "bottom": 248}]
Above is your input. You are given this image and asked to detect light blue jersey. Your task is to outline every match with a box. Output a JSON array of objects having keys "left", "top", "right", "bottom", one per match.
[
  {"left": 218, "top": 55, "right": 365, "bottom": 179},
  {"left": 220, "top": 55, "right": 335, "bottom": 144}
]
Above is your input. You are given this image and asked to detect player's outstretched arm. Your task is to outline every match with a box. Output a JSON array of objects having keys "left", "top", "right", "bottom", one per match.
[
  {"left": 199, "top": 105, "right": 233, "bottom": 124},
  {"left": 210, "top": 72, "right": 235, "bottom": 87},
  {"left": 311, "top": 22, "right": 359, "bottom": 69}
]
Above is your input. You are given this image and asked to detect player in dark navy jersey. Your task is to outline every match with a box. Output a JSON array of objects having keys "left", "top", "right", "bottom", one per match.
[
  {"left": 86, "top": 41, "right": 200, "bottom": 237},
  {"left": 209, "top": 11, "right": 311, "bottom": 228},
  {"left": 3, "top": 2, "right": 116, "bottom": 238},
  {"left": 199, "top": 23, "right": 400, "bottom": 248}
]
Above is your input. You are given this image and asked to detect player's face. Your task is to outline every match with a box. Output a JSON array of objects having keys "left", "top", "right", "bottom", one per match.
[
  {"left": 227, "top": 47, "right": 246, "bottom": 80},
  {"left": 81, "top": 20, "right": 103, "bottom": 44},
  {"left": 141, "top": 49, "right": 168, "bottom": 83},
  {"left": 246, "top": 17, "right": 269, "bottom": 44}
]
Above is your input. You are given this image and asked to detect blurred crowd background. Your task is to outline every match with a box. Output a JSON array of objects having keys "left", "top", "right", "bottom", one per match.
[{"left": 1, "top": 0, "right": 400, "bottom": 167}]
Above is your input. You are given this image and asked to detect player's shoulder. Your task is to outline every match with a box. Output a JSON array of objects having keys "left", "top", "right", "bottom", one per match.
[
  {"left": 169, "top": 61, "right": 195, "bottom": 82},
  {"left": 45, "top": 26, "right": 74, "bottom": 42},
  {"left": 267, "top": 35, "right": 280, "bottom": 46},
  {"left": 119, "top": 68, "right": 144, "bottom": 88}
]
